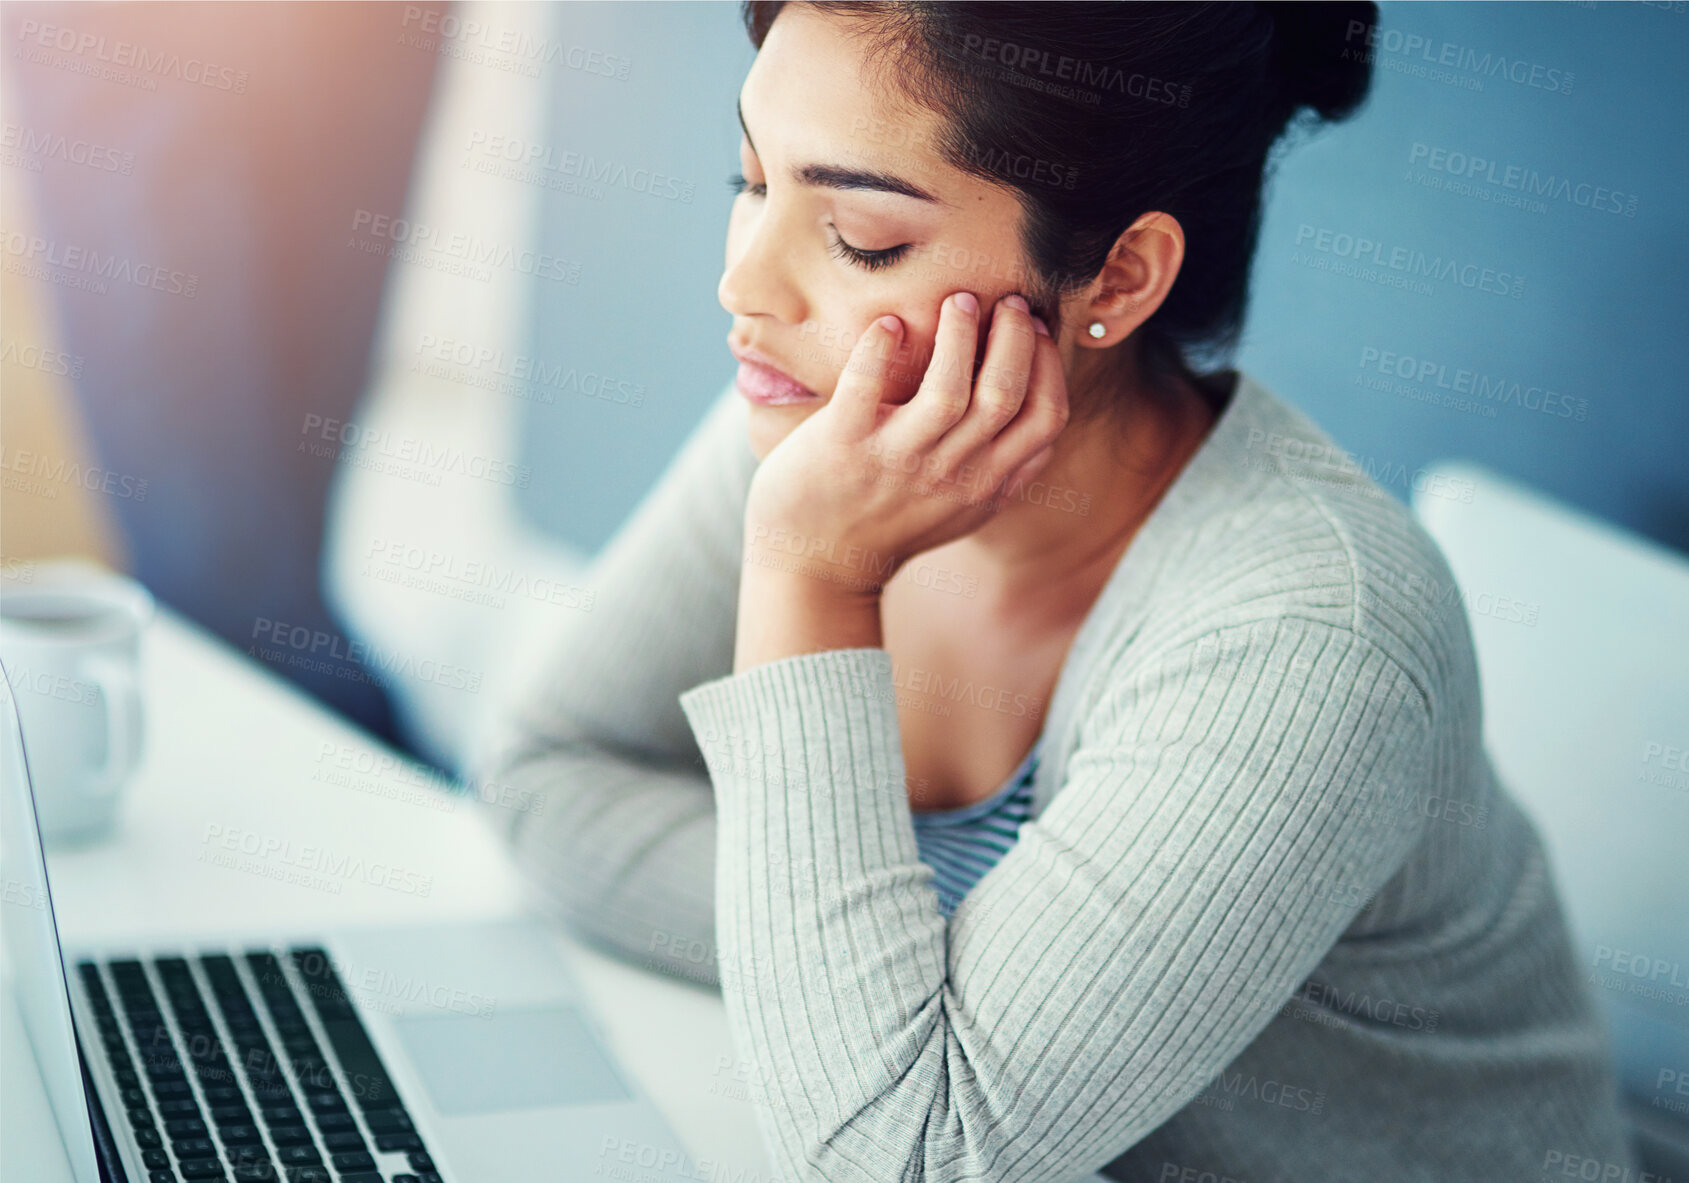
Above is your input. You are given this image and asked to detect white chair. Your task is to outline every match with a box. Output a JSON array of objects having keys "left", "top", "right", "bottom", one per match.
[{"left": 1414, "top": 461, "right": 1689, "bottom": 1175}]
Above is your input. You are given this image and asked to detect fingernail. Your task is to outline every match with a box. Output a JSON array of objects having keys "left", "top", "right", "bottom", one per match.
[
  {"left": 876, "top": 314, "right": 902, "bottom": 334},
  {"left": 954, "top": 292, "right": 979, "bottom": 316},
  {"left": 1031, "top": 316, "right": 1050, "bottom": 336},
  {"left": 1002, "top": 293, "right": 1030, "bottom": 314}
]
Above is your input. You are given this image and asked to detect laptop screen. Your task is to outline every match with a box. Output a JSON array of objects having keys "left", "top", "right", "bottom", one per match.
[{"left": 0, "top": 662, "right": 102, "bottom": 1182}]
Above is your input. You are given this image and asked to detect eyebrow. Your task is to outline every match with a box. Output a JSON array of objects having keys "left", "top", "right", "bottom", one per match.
[{"left": 738, "top": 95, "right": 948, "bottom": 206}]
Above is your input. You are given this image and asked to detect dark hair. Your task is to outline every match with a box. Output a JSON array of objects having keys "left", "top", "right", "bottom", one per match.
[{"left": 740, "top": 1, "right": 1376, "bottom": 413}]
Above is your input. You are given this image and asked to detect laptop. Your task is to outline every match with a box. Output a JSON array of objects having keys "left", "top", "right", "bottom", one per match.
[{"left": 0, "top": 666, "right": 698, "bottom": 1183}]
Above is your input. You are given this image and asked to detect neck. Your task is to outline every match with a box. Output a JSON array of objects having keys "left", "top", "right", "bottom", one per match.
[{"left": 950, "top": 345, "right": 1219, "bottom": 618}]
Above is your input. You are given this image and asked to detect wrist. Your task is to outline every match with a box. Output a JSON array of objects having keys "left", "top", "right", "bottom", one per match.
[
  {"left": 742, "top": 520, "right": 904, "bottom": 598},
  {"left": 734, "top": 561, "right": 884, "bottom": 673}
]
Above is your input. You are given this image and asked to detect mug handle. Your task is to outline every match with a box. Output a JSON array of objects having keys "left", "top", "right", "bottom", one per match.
[{"left": 85, "top": 657, "right": 143, "bottom": 795}]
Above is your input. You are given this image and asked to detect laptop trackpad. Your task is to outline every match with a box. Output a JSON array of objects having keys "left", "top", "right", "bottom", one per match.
[{"left": 390, "top": 1006, "right": 632, "bottom": 1115}]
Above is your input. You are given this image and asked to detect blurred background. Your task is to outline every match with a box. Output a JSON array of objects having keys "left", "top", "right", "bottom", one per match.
[
  {"left": 9, "top": 0, "right": 1688, "bottom": 765},
  {"left": 3, "top": 0, "right": 1686, "bottom": 1166},
  {"left": 5, "top": 0, "right": 1685, "bottom": 762}
]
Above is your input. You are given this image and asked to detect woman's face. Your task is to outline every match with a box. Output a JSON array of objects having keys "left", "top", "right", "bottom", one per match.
[{"left": 720, "top": 7, "right": 1053, "bottom": 460}]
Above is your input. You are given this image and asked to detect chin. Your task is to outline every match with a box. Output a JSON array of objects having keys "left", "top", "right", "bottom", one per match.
[{"left": 745, "top": 401, "right": 822, "bottom": 460}]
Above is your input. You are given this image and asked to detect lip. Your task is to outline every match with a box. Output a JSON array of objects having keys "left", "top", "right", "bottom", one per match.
[{"left": 728, "top": 337, "right": 822, "bottom": 406}]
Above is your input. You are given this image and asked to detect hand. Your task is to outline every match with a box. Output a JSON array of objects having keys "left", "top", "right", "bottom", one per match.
[{"left": 743, "top": 292, "right": 1070, "bottom": 595}]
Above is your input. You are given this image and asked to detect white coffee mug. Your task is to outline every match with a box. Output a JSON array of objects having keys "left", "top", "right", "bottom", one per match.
[{"left": 0, "top": 560, "right": 153, "bottom": 844}]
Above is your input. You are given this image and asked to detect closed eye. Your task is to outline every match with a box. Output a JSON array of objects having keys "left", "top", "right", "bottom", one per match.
[
  {"left": 825, "top": 228, "right": 911, "bottom": 273},
  {"left": 728, "top": 172, "right": 911, "bottom": 274},
  {"left": 727, "top": 171, "right": 765, "bottom": 199}
]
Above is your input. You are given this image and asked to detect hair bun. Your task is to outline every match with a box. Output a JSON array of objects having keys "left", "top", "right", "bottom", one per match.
[{"left": 1261, "top": 0, "right": 1377, "bottom": 121}]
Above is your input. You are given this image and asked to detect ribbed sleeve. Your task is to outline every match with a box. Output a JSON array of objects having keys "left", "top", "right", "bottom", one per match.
[
  {"left": 678, "top": 619, "right": 1435, "bottom": 1182},
  {"left": 471, "top": 382, "right": 757, "bottom": 987}
]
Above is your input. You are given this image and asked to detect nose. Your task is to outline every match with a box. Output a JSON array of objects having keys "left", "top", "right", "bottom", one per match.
[{"left": 718, "top": 204, "right": 806, "bottom": 326}]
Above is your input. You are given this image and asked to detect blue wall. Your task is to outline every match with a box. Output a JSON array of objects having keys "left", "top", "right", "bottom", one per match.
[
  {"left": 517, "top": 2, "right": 754, "bottom": 555},
  {"left": 516, "top": 1, "right": 1689, "bottom": 559},
  {"left": 1239, "top": 0, "right": 1689, "bottom": 556}
]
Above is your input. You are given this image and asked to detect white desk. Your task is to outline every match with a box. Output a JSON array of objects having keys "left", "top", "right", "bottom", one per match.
[{"left": 17, "top": 607, "right": 776, "bottom": 1180}]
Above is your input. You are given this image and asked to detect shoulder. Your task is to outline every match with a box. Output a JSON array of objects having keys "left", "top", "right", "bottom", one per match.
[{"left": 1104, "top": 373, "right": 1477, "bottom": 723}]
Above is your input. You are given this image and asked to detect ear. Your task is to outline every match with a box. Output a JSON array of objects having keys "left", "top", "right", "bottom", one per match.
[{"left": 1064, "top": 212, "right": 1185, "bottom": 348}]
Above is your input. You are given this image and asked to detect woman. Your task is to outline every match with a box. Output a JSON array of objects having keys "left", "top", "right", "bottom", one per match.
[{"left": 476, "top": 4, "right": 1637, "bottom": 1180}]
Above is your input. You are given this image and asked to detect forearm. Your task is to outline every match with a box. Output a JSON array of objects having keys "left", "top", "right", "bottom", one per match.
[
  {"left": 680, "top": 649, "right": 946, "bottom": 1180},
  {"left": 480, "top": 745, "right": 722, "bottom": 987}
]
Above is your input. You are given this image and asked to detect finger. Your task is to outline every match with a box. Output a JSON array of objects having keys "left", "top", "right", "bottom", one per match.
[
  {"left": 934, "top": 293, "right": 1037, "bottom": 460},
  {"left": 976, "top": 324, "right": 1069, "bottom": 486},
  {"left": 828, "top": 314, "right": 905, "bottom": 438},
  {"left": 883, "top": 291, "right": 980, "bottom": 452}
]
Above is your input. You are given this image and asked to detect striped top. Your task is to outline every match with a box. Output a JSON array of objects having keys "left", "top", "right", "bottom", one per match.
[
  {"left": 910, "top": 744, "right": 1041, "bottom": 917},
  {"left": 477, "top": 371, "right": 1636, "bottom": 1183}
]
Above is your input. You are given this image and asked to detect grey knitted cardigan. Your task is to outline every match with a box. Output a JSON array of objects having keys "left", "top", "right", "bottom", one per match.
[{"left": 477, "top": 372, "right": 1636, "bottom": 1183}]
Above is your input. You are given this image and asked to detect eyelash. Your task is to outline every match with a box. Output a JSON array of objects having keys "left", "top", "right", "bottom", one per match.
[
  {"left": 727, "top": 171, "right": 912, "bottom": 273},
  {"left": 726, "top": 171, "right": 765, "bottom": 198}
]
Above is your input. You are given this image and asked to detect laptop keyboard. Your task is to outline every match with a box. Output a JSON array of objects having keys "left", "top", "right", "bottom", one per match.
[{"left": 77, "top": 947, "right": 442, "bottom": 1183}]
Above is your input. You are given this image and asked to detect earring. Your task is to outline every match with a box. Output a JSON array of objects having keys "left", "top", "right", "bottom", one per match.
[{"left": 1087, "top": 321, "right": 1107, "bottom": 339}]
